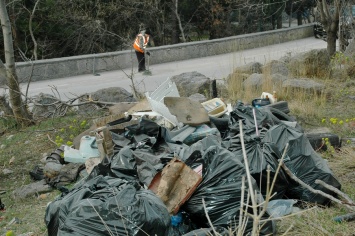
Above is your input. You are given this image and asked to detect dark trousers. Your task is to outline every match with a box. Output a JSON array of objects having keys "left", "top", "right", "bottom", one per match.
[{"left": 135, "top": 51, "right": 145, "bottom": 72}]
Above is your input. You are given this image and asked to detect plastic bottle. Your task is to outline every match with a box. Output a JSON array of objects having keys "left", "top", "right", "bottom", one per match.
[
  {"left": 171, "top": 212, "right": 182, "bottom": 226},
  {"left": 273, "top": 91, "right": 278, "bottom": 103}
]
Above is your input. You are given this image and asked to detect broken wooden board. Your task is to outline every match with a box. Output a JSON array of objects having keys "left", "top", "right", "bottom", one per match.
[
  {"left": 163, "top": 97, "right": 209, "bottom": 126},
  {"left": 108, "top": 102, "right": 137, "bottom": 115},
  {"left": 148, "top": 158, "right": 202, "bottom": 215},
  {"left": 93, "top": 113, "right": 125, "bottom": 128}
]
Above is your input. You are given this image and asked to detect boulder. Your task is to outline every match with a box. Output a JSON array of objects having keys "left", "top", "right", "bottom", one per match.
[
  {"left": 170, "top": 71, "right": 211, "bottom": 97},
  {"left": 270, "top": 73, "right": 289, "bottom": 89},
  {"left": 188, "top": 93, "right": 207, "bottom": 103},
  {"left": 13, "top": 179, "right": 52, "bottom": 199},
  {"left": 262, "top": 60, "right": 289, "bottom": 76},
  {"left": 233, "top": 62, "right": 263, "bottom": 74},
  {"left": 79, "top": 87, "right": 136, "bottom": 113},
  {"left": 288, "top": 49, "right": 330, "bottom": 77},
  {"left": 282, "top": 78, "right": 326, "bottom": 94},
  {"left": 31, "top": 93, "right": 58, "bottom": 118},
  {"left": 243, "top": 73, "right": 264, "bottom": 89}
]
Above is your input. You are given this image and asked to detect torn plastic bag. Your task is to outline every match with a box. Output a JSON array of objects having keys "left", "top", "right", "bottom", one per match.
[
  {"left": 183, "top": 145, "right": 275, "bottom": 235},
  {"left": 267, "top": 199, "right": 297, "bottom": 218},
  {"left": 262, "top": 124, "right": 341, "bottom": 205},
  {"left": 45, "top": 175, "right": 170, "bottom": 236}
]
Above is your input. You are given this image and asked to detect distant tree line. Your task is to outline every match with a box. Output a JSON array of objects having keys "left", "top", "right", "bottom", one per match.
[{"left": 0, "top": 0, "right": 318, "bottom": 62}]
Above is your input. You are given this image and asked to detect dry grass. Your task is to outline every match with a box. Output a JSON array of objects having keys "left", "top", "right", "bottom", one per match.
[{"left": 224, "top": 56, "right": 355, "bottom": 235}]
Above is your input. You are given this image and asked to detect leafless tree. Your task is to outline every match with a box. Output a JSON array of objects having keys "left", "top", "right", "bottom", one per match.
[
  {"left": 316, "top": 0, "right": 341, "bottom": 56},
  {"left": 0, "top": 0, "right": 33, "bottom": 126}
]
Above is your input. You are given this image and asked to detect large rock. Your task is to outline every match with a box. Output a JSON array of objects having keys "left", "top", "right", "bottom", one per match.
[
  {"left": 262, "top": 60, "right": 289, "bottom": 76},
  {"left": 233, "top": 62, "right": 263, "bottom": 74},
  {"left": 288, "top": 49, "right": 330, "bottom": 77},
  {"left": 243, "top": 73, "right": 264, "bottom": 89},
  {"left": 170, "top": 71, "right": 211, "bottom": 97},
  {"left": 79, "top": 87, "right": 136, "bottom": 113},
  {"left": 188, "top": 93, "right": 207, "bottom": 103},
  {"left": 270, "top": 73, "right": 289, "bottom": 89},
  {"left": 282, "top": 78, "right": 326, "bottom": 94},
  {"left": 31, "top": 93, "right": 58, "bottom": 118},
  {"left": 13, "top": 179, "right": 52, "bottom": 199}
]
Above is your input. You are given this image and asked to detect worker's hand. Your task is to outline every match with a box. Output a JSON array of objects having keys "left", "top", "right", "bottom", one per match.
[{"left": 146, "top": 51, "right": 151, "bottom": 56}]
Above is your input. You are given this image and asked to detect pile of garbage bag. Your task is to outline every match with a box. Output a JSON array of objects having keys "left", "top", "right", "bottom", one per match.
[{"left": 45, "top": 82, "right": 341, "bottom": 235}]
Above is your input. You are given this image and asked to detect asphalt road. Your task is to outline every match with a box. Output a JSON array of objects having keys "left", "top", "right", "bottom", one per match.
[{"left": 21, "top": 37, "right": 327, "bottom": 100}]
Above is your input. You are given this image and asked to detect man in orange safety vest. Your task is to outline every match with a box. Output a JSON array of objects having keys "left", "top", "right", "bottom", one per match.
[{"left": 133, "top": 29, "right": 151, "bottom": 72}]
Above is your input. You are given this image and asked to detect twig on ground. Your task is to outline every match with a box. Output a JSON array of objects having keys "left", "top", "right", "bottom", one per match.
[
  {"left": 47, "top": 134, "right": 56, "bottom": 145},
  {"left": 281, "top": 162, "right": 355, "bottom": 211}
]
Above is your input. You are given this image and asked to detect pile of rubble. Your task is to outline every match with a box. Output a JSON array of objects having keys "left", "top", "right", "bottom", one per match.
[{"left": 43, "top": 79, "right": 341, "bottom": 235}]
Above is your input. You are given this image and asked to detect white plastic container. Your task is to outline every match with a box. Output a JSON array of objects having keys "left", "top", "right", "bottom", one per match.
[
  {"left": 201, "top": 98, "right": 227, "bottom": 118},
  {"left": 64, "top": 136, "right": 100, "bottom": 163},
  {"left": 145, "top": 78, "right": 181, "bottom": 127},
  {"left": 261, "top": 92, "right": 276, "bottom": 104}
]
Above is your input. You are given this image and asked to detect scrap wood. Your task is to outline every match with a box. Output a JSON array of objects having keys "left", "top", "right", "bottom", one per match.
[
  {"left": 280, "top": 162, "right": 355, "bottom": 211},
  {"left": 149, "top": 158, "right": 202, "bottom": 214}
]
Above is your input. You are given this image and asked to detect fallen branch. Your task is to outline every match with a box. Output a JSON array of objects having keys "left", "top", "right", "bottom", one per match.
[
  {"left": 280, "top": 162, "right": 355, "bottom": 211},
  {"left": 47, "top": 134, "right": 56, "bottom": 145},
  {"left": 315, "top": 179, "right": 355, "bottom": 206}
]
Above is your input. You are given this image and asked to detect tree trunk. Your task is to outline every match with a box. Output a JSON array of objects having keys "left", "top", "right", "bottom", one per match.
[
  {"left": 0, "top": 0, "right": 33, "bottom": 126},
  {"left": 277, "top": 15, "right": 283, "bottom": 29},
  {"left": 327, "top": 29, "right": 337, "bottom": 56},
  {"left": 297, "top": 11, "right": 303, "bottom": 25}
]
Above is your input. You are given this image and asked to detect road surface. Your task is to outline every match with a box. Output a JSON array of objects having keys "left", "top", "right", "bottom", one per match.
[{"left": 20, "top": 37, "right": 327, "bottom": 100}]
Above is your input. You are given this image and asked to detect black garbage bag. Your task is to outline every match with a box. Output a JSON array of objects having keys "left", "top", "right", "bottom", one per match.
[
  {"left": 182, "top": 227, "right": 229, "bottom": 236},
  {"left": 225, "top": 130, "right": 290, "bottom": 199},
  {"left": 228, "top": 101, "right": 278, "bottom": 135},
  {"left": 109, "top": 143, "right": 172, "bottom": 187},
  {"left": 125, "top": 117, "right": 161, "bottom": 140},
  {"left": 227, "top": 102, "right": 303, "bottom": 138},
  {"left": 45, "top": 175, "right": 170, "bottom": 236},
  {"left": 262, "top": 124, "right": 341, "bottom": 205},
  {"left": 183, "top": 145, "right": 275, "bottom": 235},
  {"left": 110, "top": 146, "right": 139, "bottom": 181}
]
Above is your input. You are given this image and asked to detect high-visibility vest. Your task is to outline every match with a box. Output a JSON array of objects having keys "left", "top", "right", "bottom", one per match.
[{"left": 133, "top": 34, "right": 149, "bottom": 53}]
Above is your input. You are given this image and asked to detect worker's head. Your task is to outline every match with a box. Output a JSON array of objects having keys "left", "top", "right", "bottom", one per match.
[{"left": 145, "top": 28, "right": 151, "bottom": 35}]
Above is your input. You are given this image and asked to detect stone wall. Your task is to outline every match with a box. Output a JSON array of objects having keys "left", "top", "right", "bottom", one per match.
[{"left": 0, "top": 24, "right": 314, "bottom": 85}]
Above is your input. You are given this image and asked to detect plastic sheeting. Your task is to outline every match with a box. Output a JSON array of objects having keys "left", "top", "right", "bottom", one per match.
[{"left": 45, "top": 176, "right": 170, "bottom": 236}]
